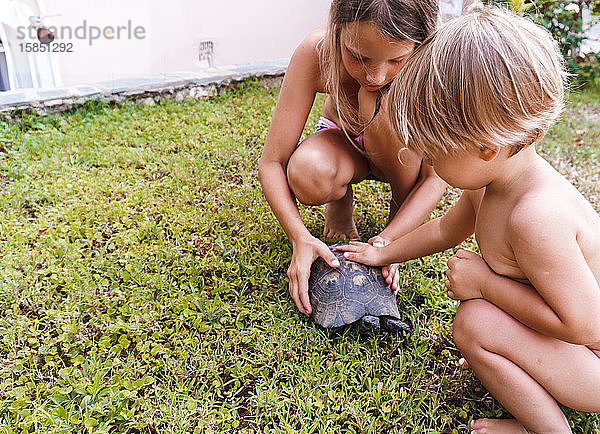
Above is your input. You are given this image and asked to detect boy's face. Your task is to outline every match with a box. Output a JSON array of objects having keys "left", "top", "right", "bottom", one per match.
[
  {"left": 425, "top": 148, "right": 496, "bottom": 190},
  {"left": 340, "top": 22, "right": 415, "bottom": 91}
]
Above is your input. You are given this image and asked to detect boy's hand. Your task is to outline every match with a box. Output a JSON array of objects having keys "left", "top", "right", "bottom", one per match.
[
  {"left": 335, "top": 241, "right": 385, "bottom": 267},
  {"left": 445, "top": 249, "right": 493, "bottom": 300},
  {"left": 368, "top": 236, "right": 401, "bottom": 293}
]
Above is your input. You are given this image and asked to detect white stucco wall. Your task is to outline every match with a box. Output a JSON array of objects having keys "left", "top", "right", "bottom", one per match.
[
  {"left": 5, "top": 0, "right": 595, "bottom": 90},
  {"left": 39, "top": 0, "right": 330, "bottom": 86}
]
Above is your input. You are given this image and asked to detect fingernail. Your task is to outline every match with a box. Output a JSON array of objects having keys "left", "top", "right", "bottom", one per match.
[{"left": 332, "top": 259, "right": 340, "bottom": 266}]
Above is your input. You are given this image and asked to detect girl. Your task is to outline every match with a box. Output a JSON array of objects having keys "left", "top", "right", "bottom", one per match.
[{"left": 258, "top": 0, "right": 447, "bottom": 316}]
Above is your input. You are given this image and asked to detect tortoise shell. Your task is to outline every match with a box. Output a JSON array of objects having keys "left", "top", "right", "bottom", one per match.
[{"left": 308, "top": 244, "right": 401, "bottom": 330}]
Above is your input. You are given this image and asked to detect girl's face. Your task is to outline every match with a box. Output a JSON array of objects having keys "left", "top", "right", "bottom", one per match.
[{"left": 340, "top": 21, "right": 415, "bottom": 91}]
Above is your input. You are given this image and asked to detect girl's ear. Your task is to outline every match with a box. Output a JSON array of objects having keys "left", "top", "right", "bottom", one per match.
[{"left": 479, "top": 147, "right": 499, "bottom": 162}]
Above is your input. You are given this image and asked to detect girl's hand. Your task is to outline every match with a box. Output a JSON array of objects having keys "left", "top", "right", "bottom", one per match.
[
  {"left": 288, "top": 236, "right": 340, "bottom": 316},
  {"left": 369, "top": 236, "right": 401, "bottom": 293},
  {"left": 445, "top": 249, "right": 493, "bottom": 301},
  {"left": 335, "top": 241, "right": 385, "bottom": 267}
]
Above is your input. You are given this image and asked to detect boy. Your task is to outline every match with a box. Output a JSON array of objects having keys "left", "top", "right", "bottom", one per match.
[{"left": 337, "top": 8, "right": 600, "bottom": 433}]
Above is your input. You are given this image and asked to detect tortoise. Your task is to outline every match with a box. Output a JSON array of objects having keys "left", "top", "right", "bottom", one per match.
[{"left": 308, "top": 244, "right": 411, "bottom": 337}]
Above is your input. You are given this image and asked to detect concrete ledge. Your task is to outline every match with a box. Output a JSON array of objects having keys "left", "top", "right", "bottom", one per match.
[{"left": 0, "top": 58, "right": 289, "bottom": 115}]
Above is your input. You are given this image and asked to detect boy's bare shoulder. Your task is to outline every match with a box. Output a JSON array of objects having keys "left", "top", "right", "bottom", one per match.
[{"left": 507, "top": 187, "right": 577, "bottom": 244}]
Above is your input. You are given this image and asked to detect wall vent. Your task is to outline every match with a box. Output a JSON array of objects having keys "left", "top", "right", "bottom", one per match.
[{"left": 199, "top": 40, "right": 214, "bottom": 68}]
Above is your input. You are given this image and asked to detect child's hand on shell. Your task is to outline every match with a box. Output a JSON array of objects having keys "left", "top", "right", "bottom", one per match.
[
  {"left": 368, "top": 236, "right": 401, "bottom": 293},
  {"left": 334, "top": 241, "right": 385, "bottom": 266}
]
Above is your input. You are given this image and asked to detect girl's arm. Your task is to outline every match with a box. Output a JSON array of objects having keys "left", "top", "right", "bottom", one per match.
[
  {"left": 258, "top": 29, "right": 339, "bottom": 315},
  {"left": 258, "top": 35, "right": 318, "bottom": 245},
  {"left": 339, "top": 189, "right": 479, "bottom": 266}
]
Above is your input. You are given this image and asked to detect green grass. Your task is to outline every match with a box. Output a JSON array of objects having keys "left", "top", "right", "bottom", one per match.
[{"left": 0, "top": 80, "right": 598, "bottom": 433}]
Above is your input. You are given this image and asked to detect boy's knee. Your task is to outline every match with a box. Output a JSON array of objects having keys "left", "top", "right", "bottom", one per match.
[
  {"left": 453, "top": 299, "right": 494, "bottom": 351},
  {"left": 287, "top": 144, "right": 338, "bottom": 205}
]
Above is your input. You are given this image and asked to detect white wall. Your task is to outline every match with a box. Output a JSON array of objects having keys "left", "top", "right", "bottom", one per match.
[
  {"left": 14, "top": 0, "right": 593, "bottom": 90},
  {"left": 40, "top": 0, "right": 330, "bottom": 86},
  {"left": 199, "top": 0, "right": 330, "bottom": 67}
]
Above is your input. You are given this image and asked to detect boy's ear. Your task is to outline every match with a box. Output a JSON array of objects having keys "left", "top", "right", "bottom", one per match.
[{"left": 479, "top": 147, "right": 499, "bottom": 162}]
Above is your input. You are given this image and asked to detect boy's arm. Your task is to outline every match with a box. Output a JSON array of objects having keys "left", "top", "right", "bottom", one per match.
[
  {"left": 339, "top": 189, "right": 479, "bottom": 266},
  {"left": 478, "top": 205, "right": 600, "bottom": 345},
  {"left": 378, "top": 163, "right": 448, "bottom": 242},
  {"left": 372, "top": 163, "right": 446, "bottom": 291}
]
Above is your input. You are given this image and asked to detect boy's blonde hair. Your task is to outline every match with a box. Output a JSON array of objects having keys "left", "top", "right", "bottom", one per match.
[
  {"left": 319, "top": 0, "right": 439, "bottom": 136},
  {"left": 388, "top": 7, "right": 566, "bottom": 159}
]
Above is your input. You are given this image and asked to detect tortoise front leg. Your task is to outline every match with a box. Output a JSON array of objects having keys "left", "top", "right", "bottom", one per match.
[{"left": 380, "top": 316, "right": 411, "bottom": 334}]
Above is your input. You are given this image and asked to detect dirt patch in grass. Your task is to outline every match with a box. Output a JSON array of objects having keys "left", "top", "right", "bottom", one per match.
[
  {"left": 577, "top": 104, "right": 600, "bottom": 124},
  {"left": 543, "top": 102, "right": 600, "bottom": 212},
  {"left": 548, "top": 154, "right": 600, "bottom": 211}
]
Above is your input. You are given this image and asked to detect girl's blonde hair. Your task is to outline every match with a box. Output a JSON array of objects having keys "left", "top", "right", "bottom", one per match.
[
  {"left": 388, "top": 7, "right": 566, "bottom": 159},
  {"left": 319, "top": 0, "right": 439, "bottom": 136}
]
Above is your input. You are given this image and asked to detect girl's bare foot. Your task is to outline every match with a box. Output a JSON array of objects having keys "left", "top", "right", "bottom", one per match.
[
  {"left": 470, "top": 418, "right": 529, "bottom": 434},
  {"left": 323, "top": 186, "right": 359, "bottom": 240}
]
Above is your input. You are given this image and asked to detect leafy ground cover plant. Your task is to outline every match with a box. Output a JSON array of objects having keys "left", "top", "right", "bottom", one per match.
[{"left": 0, "top": 81, "right": 597, "bottom": 433}]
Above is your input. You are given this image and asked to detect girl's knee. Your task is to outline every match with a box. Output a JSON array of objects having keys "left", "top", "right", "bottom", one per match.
[{"left": 287, "top": 141, "right": 339, "bottom": 205}]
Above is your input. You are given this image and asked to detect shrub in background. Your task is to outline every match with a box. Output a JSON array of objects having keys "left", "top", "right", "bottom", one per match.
[{"left": 577, "top": 51, "right": 600, "bottom": 86}]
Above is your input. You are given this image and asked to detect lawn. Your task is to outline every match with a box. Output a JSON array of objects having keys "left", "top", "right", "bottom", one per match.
[{"left": 0, "top": 80, "right": 598, "bottom": 433}]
